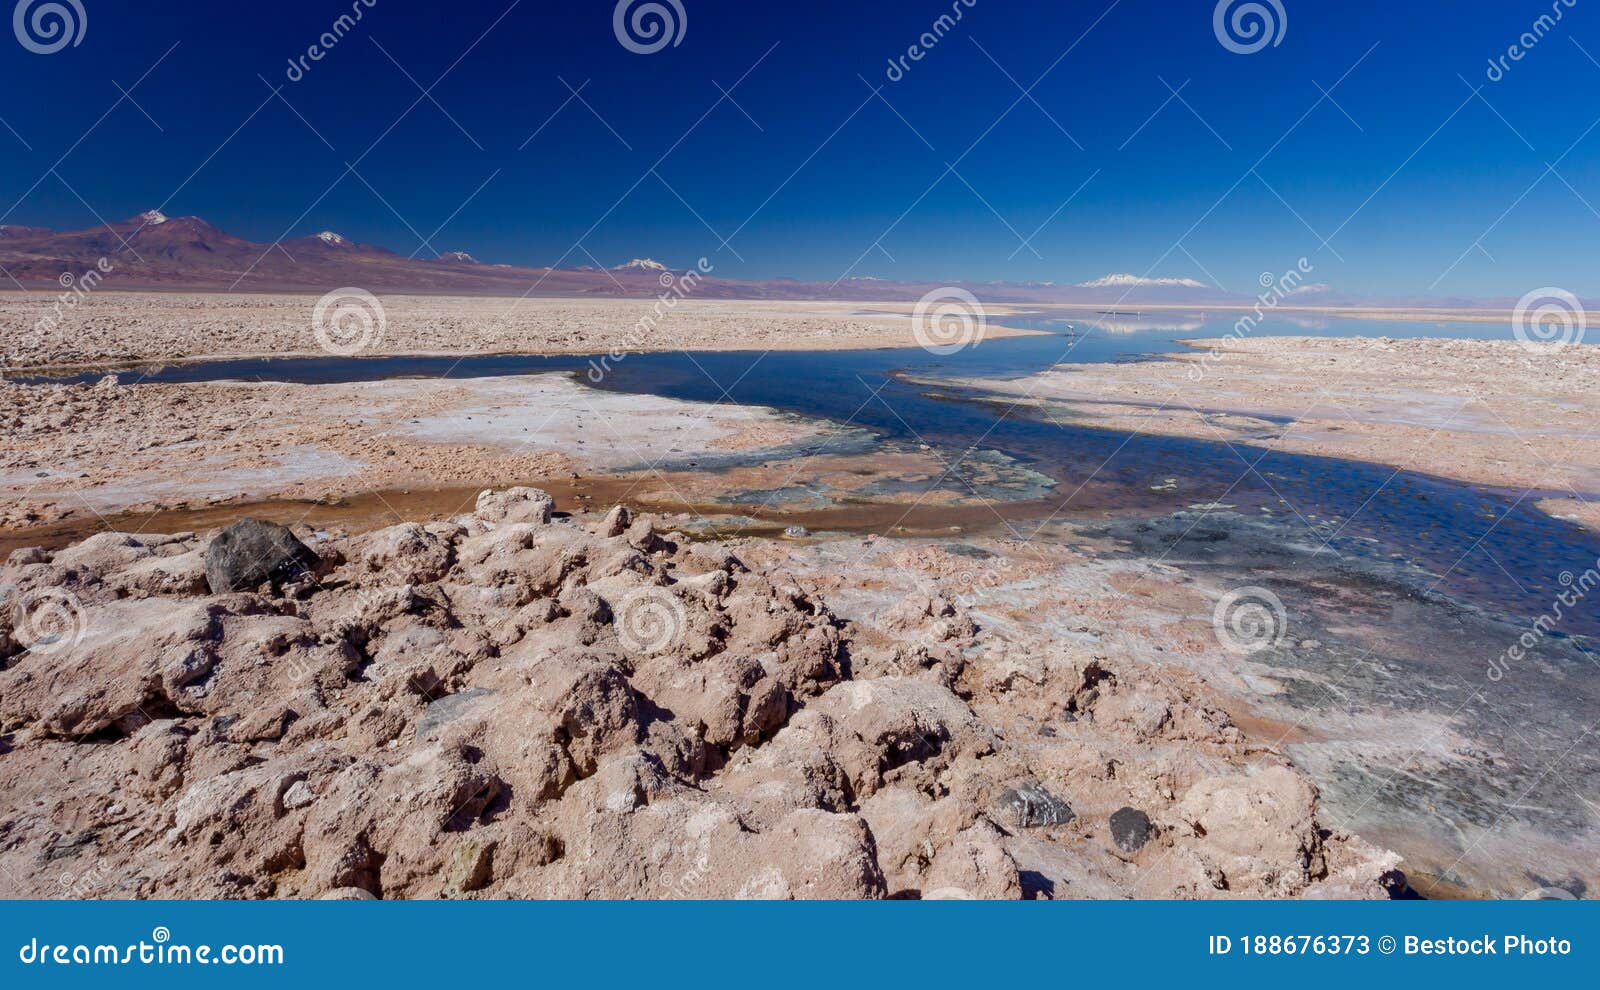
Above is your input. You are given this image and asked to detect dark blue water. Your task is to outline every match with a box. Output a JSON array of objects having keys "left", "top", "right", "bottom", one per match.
[{"left": 29, "top": 314, "right": 1600, "bottom": 634}]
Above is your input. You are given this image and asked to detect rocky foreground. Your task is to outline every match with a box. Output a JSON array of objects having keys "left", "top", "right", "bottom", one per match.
[{"left": 0, "top": 489, "right": 1398, "bottom": 899}]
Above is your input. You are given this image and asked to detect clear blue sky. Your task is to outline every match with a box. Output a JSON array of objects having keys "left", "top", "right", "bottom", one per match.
[{"left": 1, "top": 0, "right": 1595, "bottom": 297}]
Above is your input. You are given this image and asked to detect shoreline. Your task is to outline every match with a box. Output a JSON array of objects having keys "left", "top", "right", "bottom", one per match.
[
  {"left": 0, "top": 289, "right": 1529, "bottom": 375},
  {"left": 1010, "top": 303, "right": 1525, "bottom": 325},
  {"left": 938, "top": 335, "right": 1600, "bottom": 531}
]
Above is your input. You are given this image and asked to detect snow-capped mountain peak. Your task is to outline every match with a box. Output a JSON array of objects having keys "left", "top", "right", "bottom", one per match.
[
  {"left": 1076, "top": 273, "right": 1208, "bottom": 289},
  {"left": 139, "top": 210, "right": 169, "bottom": 226},
  {"left": 614, "top": 258, "right": 668, "bottom": 272},
  {"left": 438, "top": 250, "right": 477, "bottom": 264},
  {"left": 317, "top": 231, "right": 348, "bottom": 246}
]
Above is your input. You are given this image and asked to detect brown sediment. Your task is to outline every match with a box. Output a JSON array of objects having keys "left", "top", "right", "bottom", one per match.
[
  {"left": 0, "top": 477, "right": 1087, "bottom": 557},
  {"left": 0, "top": 372, "right": 836, "bottom": 530}
]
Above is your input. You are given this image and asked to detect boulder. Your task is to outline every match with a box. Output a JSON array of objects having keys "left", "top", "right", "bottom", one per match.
[
  {"left": 475, "top": 488, "right": 555, "bottom": 526},
  {"left": 1110, "top": 806, "right": 1152, "bottom": 853},
  {"left": 204, "top": 519, "right": 319, "bottom": 594},
  {"left": 993, "top": 783, "right": 1074, "bottom": 829}
]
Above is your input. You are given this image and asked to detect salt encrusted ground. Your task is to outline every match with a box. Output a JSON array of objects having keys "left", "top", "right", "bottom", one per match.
[
  {"left": 0, "top": 373, "right": 838, "bottom": 529},
  {"left": 936, "top": 336, "right": 1600, "bottom": 529},
  {"left": 0, "top": 293, "right": 1042, "bottom": 371}
]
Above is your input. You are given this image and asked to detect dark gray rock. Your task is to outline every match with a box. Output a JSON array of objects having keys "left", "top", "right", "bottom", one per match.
[
  {"left": 1110, "top": 806, "right": 1152, "bottom": 853},
  {"left": 204, "top": 519, "right": 319, "bottom": 594},
  {"left": 416, "top": 688, "right": 496, "bottom": 740},
  {"left": 995, "top": 783, "right": 1074, "bottom": 829}
]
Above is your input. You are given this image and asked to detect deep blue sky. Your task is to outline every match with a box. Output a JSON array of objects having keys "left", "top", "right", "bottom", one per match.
[{"left": 1, "top": 0, "right": 1595, "bottom": 297}]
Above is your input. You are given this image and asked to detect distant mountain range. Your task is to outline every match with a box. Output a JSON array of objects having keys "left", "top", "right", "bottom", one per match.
[{"left": 0, "top": 211, "right": 1500, "bottom": 309}]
